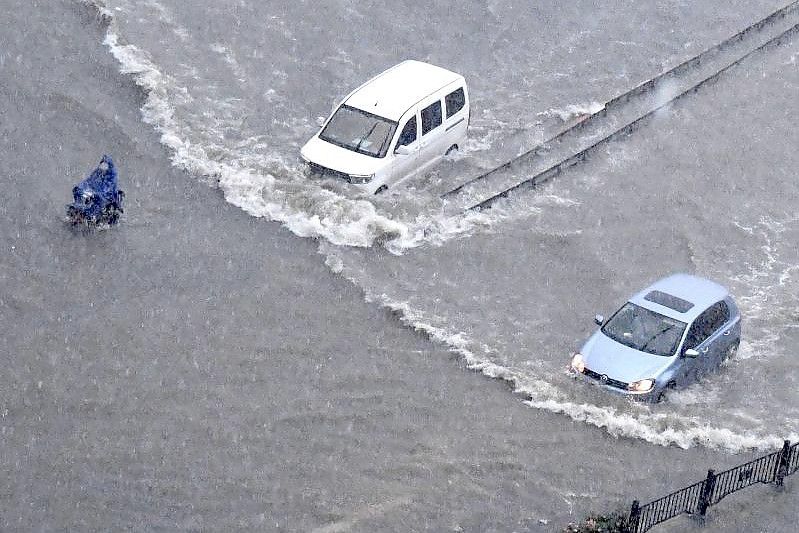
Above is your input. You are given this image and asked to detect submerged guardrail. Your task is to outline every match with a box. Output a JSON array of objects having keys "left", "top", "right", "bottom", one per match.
[{"left": 441, "top": 0, "right": 799, "bottom": 212}]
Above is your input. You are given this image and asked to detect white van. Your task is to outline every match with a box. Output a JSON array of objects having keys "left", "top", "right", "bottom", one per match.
[{"left": 300, "top": 60, "right": 469, "bottom": 195}]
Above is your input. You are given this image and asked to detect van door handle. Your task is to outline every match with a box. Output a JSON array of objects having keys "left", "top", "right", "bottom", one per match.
[{"left": 723, "top": 330, "right": 731, "bottom": 336}]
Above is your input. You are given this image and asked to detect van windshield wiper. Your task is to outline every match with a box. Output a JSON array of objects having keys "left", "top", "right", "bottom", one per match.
[{"left": 355, "top": 123, "right": 379, "bottom": 152}]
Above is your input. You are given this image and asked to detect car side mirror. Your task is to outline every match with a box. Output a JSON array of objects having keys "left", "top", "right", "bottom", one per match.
[
  {"left": 395, "top": 145, "right": 412, "bottom": 156},
  {"left": 683, "top": 348, "right": 700, "bottom": 359},
  {"left": 316, "top": 116, "right": 326, "bottom": 127},
  {"left": 594, "top": 314, "right": 604, "bottom": 326}
]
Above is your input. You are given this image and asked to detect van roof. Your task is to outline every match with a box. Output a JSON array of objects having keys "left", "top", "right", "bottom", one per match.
[{"left": 345, "top": 60, "right": 464, "bottom": 122}]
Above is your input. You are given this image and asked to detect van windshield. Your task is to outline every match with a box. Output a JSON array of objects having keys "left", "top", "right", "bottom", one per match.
[{"left": 319, "top": 105, "right": 397, "bottom": 158}]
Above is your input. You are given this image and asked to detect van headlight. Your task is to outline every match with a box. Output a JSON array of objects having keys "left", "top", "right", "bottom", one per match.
[
  {"left": 570, "top": 353, "right": 585, "bottom": 373},
  {"left": 627, "top": 379, "right": 655, "bottom": 393},
  {"left": 348, "top": 173, "right": 374, "bottom": 184}
]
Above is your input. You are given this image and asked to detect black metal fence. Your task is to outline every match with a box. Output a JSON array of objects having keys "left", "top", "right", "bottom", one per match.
[{"left": 626, "top": 440, "right": 799, "bottom": 533}]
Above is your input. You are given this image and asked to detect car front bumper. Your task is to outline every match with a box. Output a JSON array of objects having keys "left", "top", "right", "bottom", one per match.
[{"left": 572, "top": 368, "right": 661, "bottom": 402}]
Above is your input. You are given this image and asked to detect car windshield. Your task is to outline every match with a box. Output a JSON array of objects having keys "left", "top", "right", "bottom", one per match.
[
  {"left": 319, "top": 105, "right": 397, "bottom": 158},
  {"left": 601, "top": 302, "right": 686, "bottom": 357}
]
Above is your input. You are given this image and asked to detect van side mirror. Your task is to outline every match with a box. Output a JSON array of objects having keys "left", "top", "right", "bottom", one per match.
[
  {"left": 316, "top": 116, "right": 326, "bottom": 127},
  {"left": 683, "top": 348, "right": 699, "bottom": 359},
  {"left": 395, "top": 145, "right": 412, "bottom": 156},
  {"left": 594, "top": 314, "right": 604, "bottom": 326}
]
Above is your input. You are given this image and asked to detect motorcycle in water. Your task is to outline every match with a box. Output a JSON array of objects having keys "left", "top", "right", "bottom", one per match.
[{"left": 66, "top": 155, "right": 125, "bottom": 227}]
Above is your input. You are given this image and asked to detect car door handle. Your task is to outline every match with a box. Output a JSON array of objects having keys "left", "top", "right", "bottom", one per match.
[{"left": 723, "top": 330, "right": 731, "bottom": 336}]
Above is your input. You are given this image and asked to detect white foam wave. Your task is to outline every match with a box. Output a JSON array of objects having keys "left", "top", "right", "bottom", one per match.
[
  {"left": 729, "top": 214, "right": 799, "bottom": 357},
  {"left": 84, "top": 0, "right": 487, "bottom": 252},
  {"left": 539, "top": 102, "right": 604, "bottom": 122},
  {"left": 388, "top": 210, "right": 495, "bottom": 252},
  {"left": 523, "top": 397, "right": 794, "bottom": 453}
]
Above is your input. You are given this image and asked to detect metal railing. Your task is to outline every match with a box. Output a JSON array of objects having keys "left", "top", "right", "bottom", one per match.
[{"left": 626, "top": 440, "right": 798, "bottom": 533}]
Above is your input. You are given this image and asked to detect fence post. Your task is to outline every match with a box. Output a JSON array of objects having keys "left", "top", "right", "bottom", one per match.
[
  {"left": 626, "top": 500, "right": 640, "bottom": 533},
  {"left": 775, "top": 440, "right": 791, "bottom": 487},
  {"left": 698, "top": 469, "right": 717, "bottom": 516}
]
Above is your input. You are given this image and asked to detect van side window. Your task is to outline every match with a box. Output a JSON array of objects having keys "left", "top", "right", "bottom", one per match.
[
  {"left": 396, "top": 116, "right": 417, "bottom": 148},
  {"left": 421, "top": 101, "right": 442, "bottom": 135},
  {"left": 445, "top": 88, "right": 465, "bottom": 117}
]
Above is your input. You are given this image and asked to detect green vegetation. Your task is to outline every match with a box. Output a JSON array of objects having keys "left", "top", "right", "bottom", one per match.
[{"left": 563, "top": 511, "right": 629, "bottom": 532}]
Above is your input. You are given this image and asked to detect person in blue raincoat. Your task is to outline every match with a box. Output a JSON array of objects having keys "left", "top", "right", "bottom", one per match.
[{"left": 66, "top": 155, "right": 125, "bottom": 225}]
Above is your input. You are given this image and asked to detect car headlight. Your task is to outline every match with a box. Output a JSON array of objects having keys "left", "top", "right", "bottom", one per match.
[
  {"left": 348, "top": 173, "right": 374, "bottom": 184},
  {"left": 627, "top": 378, "right": 655, "bottom": 393},
  {"left": 570, "top": 353, "right": 585, "bottom": 373}
]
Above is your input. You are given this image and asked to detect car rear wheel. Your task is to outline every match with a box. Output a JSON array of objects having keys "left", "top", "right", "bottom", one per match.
[
  {"left": 445, "top": 144, "right": 458, "bottom": 156},
  {"left": 374, "top": 184, "right": 388, "bottom": 195}
]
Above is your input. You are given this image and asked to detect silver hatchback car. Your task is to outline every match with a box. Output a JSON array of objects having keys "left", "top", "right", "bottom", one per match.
[{"left": 570, "top": 274, "right": 741, "bottom": 402}]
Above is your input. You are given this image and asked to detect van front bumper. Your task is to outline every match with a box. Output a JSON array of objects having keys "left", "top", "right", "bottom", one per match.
[{"left": 305, "top": 161, "right": 378, "bottom": 192}]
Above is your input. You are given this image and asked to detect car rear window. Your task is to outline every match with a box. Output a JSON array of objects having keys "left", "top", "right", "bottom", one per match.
[
  {"left": 445, "top": 88, "right": 465, "bottom": 117},
  {"left": 643, "top": 290, "right": 694, "bottom": 313}
]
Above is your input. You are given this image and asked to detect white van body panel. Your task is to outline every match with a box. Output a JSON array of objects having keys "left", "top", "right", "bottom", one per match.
[
  {"left": 414, "top": 80, "right": 468, "bottom": 179},
  {"left": 300, "top": 60, "right": 469, "bottom": 195},
  {"left": 386, "top": 108, "right": 422, "bottom": 187}
]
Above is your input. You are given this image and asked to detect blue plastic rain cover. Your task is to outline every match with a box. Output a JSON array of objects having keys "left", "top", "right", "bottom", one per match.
[{"left": 72, "top": 155, "right": 118, "bottom": 218}]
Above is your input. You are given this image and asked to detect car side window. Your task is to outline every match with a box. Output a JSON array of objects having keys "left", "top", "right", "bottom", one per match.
[
  {"left": 396, "top": 116, "right": 417, "bottom": 148},
  {"left": 421, "top": 101, "right": 442, "bottom": 135},
  {"left": 684, "top": 318, "right": 709, "bottom": 351},
  {"left": 445, "top": 87, "right": 465, "bottom": 117},
  {"left": 705, "top": 301, "right": 730, "bottom": 332},
  {"left": 683, "top": 302, "right": 730, "bottom": 350},
  {"left": 705, "top": 302, "right": 730, "bottom": 336}
]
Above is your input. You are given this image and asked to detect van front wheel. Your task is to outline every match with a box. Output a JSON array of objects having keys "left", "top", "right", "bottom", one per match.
[
  {"left": 374, "top": 185, "right": 388, "bottom": 195},
  {"left": 445, "top": 144, "right": 458, "bottom": 156}
]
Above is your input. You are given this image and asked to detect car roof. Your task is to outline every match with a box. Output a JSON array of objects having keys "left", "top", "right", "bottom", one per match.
[
  {"left": 344, "top": 60, "right": 464, "bottom": 122},
  {"left": 629, "top": 273, "right": 730, "bottom": 322}
]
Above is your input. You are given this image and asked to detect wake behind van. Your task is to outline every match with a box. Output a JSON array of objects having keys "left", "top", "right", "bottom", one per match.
[{"left": 300, "top": 60, "right": 469, "bottom": 195}]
